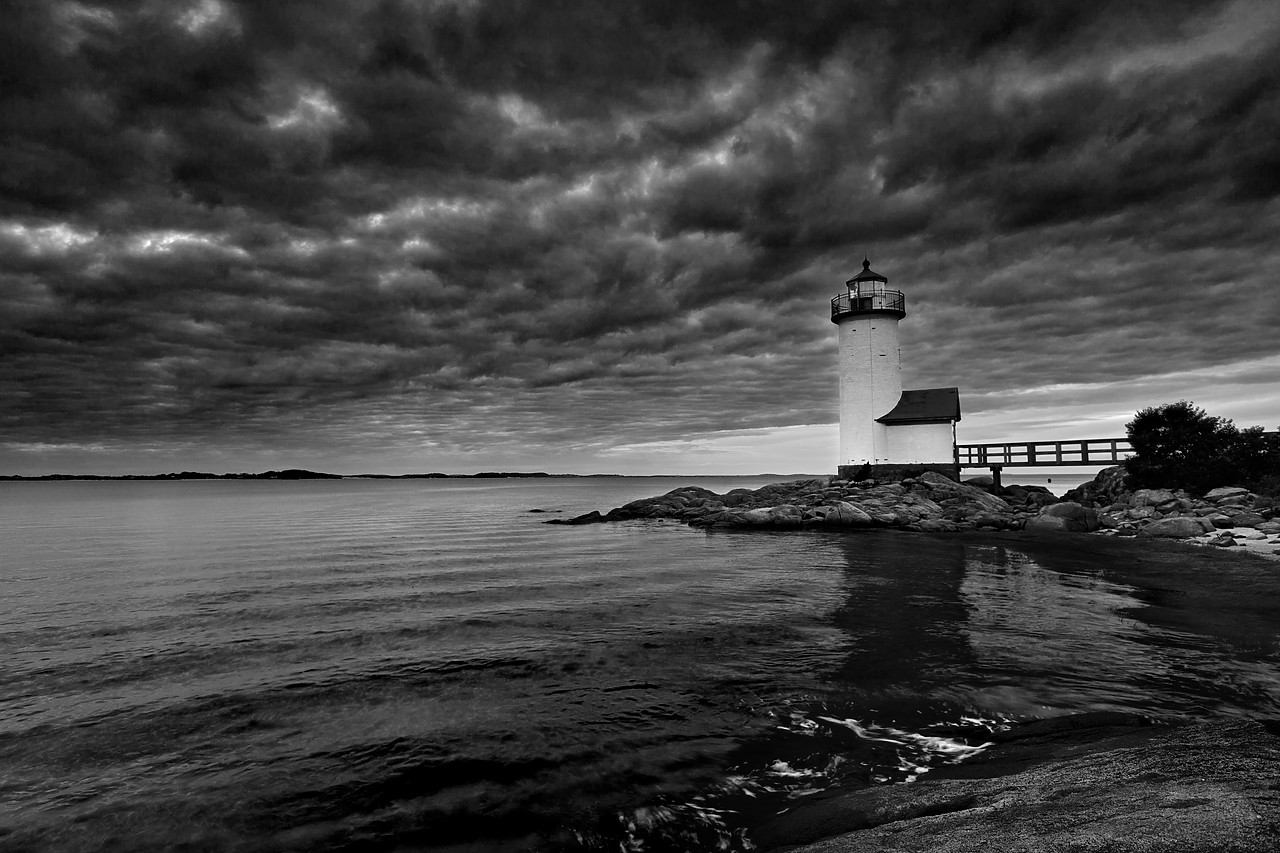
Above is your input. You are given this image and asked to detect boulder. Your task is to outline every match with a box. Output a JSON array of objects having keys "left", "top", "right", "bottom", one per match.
[
  {"left": 1025, "top": 502, "right": 1100, "bottom": 533},
  {"left": 1139, "top": 517, "right": 1214, "bottom": 538},
  {"left": 1131, "top": 488, "right": 1176, "bottom": 508},
  {"left": 825, "top": 501, "right": 874, "bottom": 526},
  {"left": 1257, "top": 520, "right": 1280, "bottom": 535},
  {"left": 1062, "top": 465, "right": 1131, "bottom": 508},
  {"left": 1208, "top": 513, "right": 1235, "bottom": 528},
  {"left": 767, "top": 504, "right": 805, "bottom": 527},
  {"left": 1204, "top": 486, "right": 1251, "bottom": 501},
  {"left": 1024, "top": 515, "right": 1077, "bottom": 533},
  {"left": 915, "top": 471, "right": 956, "bottom": 489},
  {"left": 1225, "top": 511, "right": 1266, "bottom": 528}
]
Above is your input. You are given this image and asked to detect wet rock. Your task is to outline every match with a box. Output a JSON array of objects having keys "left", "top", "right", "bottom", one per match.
[
  {"left": 756, "top": 718, "right": 1280, "bottom": 853},
  {"left": 913, "top": 518, "right": 962, "bottom": 532},
  {"left": 547, "top": 510, "right": 605, "bottom": 525}
]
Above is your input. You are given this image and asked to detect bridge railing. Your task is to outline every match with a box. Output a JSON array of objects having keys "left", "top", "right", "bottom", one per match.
[{"left": 956, "top": 438, "right": 1133, "bottom": 468}]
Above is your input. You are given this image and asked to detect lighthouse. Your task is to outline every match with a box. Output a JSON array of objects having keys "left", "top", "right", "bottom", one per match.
[{"left": 831, "top": 259, "right": 961, "bottom": 480}]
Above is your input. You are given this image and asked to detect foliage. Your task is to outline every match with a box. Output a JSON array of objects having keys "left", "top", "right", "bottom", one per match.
[{"left": 1124, "top": 401, "right": 1280, "bottom": 495}]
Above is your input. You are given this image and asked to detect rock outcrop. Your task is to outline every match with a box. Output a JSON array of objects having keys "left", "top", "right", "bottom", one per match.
[
  {"left": 549, "top": 471, "right": 1034, "bottom": 532},
  {"left": 752, "top": 714, "right": 1280, "bottom": 853},
  {"left": 548, "top": 467, "right": 1280, "bottom": 553}
]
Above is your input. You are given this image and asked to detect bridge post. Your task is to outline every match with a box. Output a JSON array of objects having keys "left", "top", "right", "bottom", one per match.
[{"left": 990, "top": 465, "right": 1002, "bottom": 490}]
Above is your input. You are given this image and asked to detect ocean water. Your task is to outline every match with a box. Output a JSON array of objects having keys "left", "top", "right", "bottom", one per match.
[{"left": 2, "top": 477, "right": 1278, "bottom": 852}]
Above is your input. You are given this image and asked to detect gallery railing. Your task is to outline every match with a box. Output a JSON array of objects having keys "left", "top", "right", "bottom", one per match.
[{"left": 830, "top": 289, "right": 906, "bottom": 322}]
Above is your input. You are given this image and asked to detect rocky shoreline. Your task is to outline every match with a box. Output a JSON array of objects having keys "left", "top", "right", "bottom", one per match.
[
  {"left": 548, "top": 466, "right": 1280, "bottom": 557},
  {"left": 549, "top": 468, "right": 1280, "bottom": 850},
  {"left": 752, "top": 712, "right": 1280, "bottom": 852}
]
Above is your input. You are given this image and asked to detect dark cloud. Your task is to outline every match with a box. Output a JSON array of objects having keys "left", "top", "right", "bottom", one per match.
[{"left": 2, "top": 0, "right": 1279, "bottom": 473}]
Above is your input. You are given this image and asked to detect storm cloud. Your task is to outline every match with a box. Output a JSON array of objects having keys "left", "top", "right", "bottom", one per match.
[{"left": 3, "top": 0, "right": 1279, "bottom": 474}]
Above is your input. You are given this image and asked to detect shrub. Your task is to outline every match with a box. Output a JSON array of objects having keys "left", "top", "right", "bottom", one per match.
[
  {"left": 1124, "top": 401, "right": 1239, "bottom": 494},
  {"left": 1124, "top": 401, "right": 1280, "bottom": 495}
]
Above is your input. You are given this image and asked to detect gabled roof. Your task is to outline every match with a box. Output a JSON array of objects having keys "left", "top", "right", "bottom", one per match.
[{"left": 876, "top": 387, "right": 961, "bottom": 425}]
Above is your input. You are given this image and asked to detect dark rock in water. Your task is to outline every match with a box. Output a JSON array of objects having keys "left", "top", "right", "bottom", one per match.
[
  {"left": 526, "top": 508, "right": 562, "bottom": 513},
  {"left": 545, "top": 510, "right": 605, "bottom": 525},
  {"left": 753, "top": 716, "right": 1280, "bottom": 852}
]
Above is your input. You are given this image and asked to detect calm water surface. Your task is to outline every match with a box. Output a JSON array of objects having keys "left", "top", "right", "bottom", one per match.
[{"left": 2, "top": 477, "right": 1278, "bottom": 852}]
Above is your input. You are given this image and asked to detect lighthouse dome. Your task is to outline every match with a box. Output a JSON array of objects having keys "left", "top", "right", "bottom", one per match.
[{"left": 846, "top": 258, "right": 887, "bottom": 287}]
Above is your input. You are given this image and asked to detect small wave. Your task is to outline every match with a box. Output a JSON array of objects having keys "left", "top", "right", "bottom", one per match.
[
  {"left": 570, "top": 801, "right": 753, "bottom": 853},
  {"left": 814, "top": 715, "right": 992, "bottom": 781}
]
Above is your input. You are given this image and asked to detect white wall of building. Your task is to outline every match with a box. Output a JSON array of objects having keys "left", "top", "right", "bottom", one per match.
[
  {"left": 885, "top": 422, "right": 955, "bottom": 464},
  {"left": 837, "top": 314, "right": 902, "bottom": 465}
]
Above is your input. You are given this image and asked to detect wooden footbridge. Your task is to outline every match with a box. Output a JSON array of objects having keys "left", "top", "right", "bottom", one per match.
[{"left": 955, "top": 438, "right": 1132, "bottom": 488}]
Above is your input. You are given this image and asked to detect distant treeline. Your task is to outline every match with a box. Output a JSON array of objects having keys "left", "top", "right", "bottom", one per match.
[
  {"left": 1, "top": 470, "right": 623, "bottom": 481},
  {"left": 0, "top": 469, "right": 342, "bottom": 481}
]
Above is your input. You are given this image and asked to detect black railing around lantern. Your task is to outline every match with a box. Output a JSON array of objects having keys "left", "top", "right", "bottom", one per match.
[{"left": 830, "top": 289, "right": 906, "bottom": 323}]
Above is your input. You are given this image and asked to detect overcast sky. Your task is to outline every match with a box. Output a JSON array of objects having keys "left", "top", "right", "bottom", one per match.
[{"left": 3, "top": 0, "right": 1279, "bottom": 475}]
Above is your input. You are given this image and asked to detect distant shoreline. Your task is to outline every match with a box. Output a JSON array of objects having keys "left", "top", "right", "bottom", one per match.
[
  {"left": 0, "top": 470, "right": 824, "bottom": 482},
  {"left": 0, "top": 469, "right": 626, "bottom": 482}
]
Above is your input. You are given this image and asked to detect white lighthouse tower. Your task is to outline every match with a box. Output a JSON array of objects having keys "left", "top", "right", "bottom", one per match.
[{"left": 831, "top": 259, "right": 961, "bottom": 479}]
